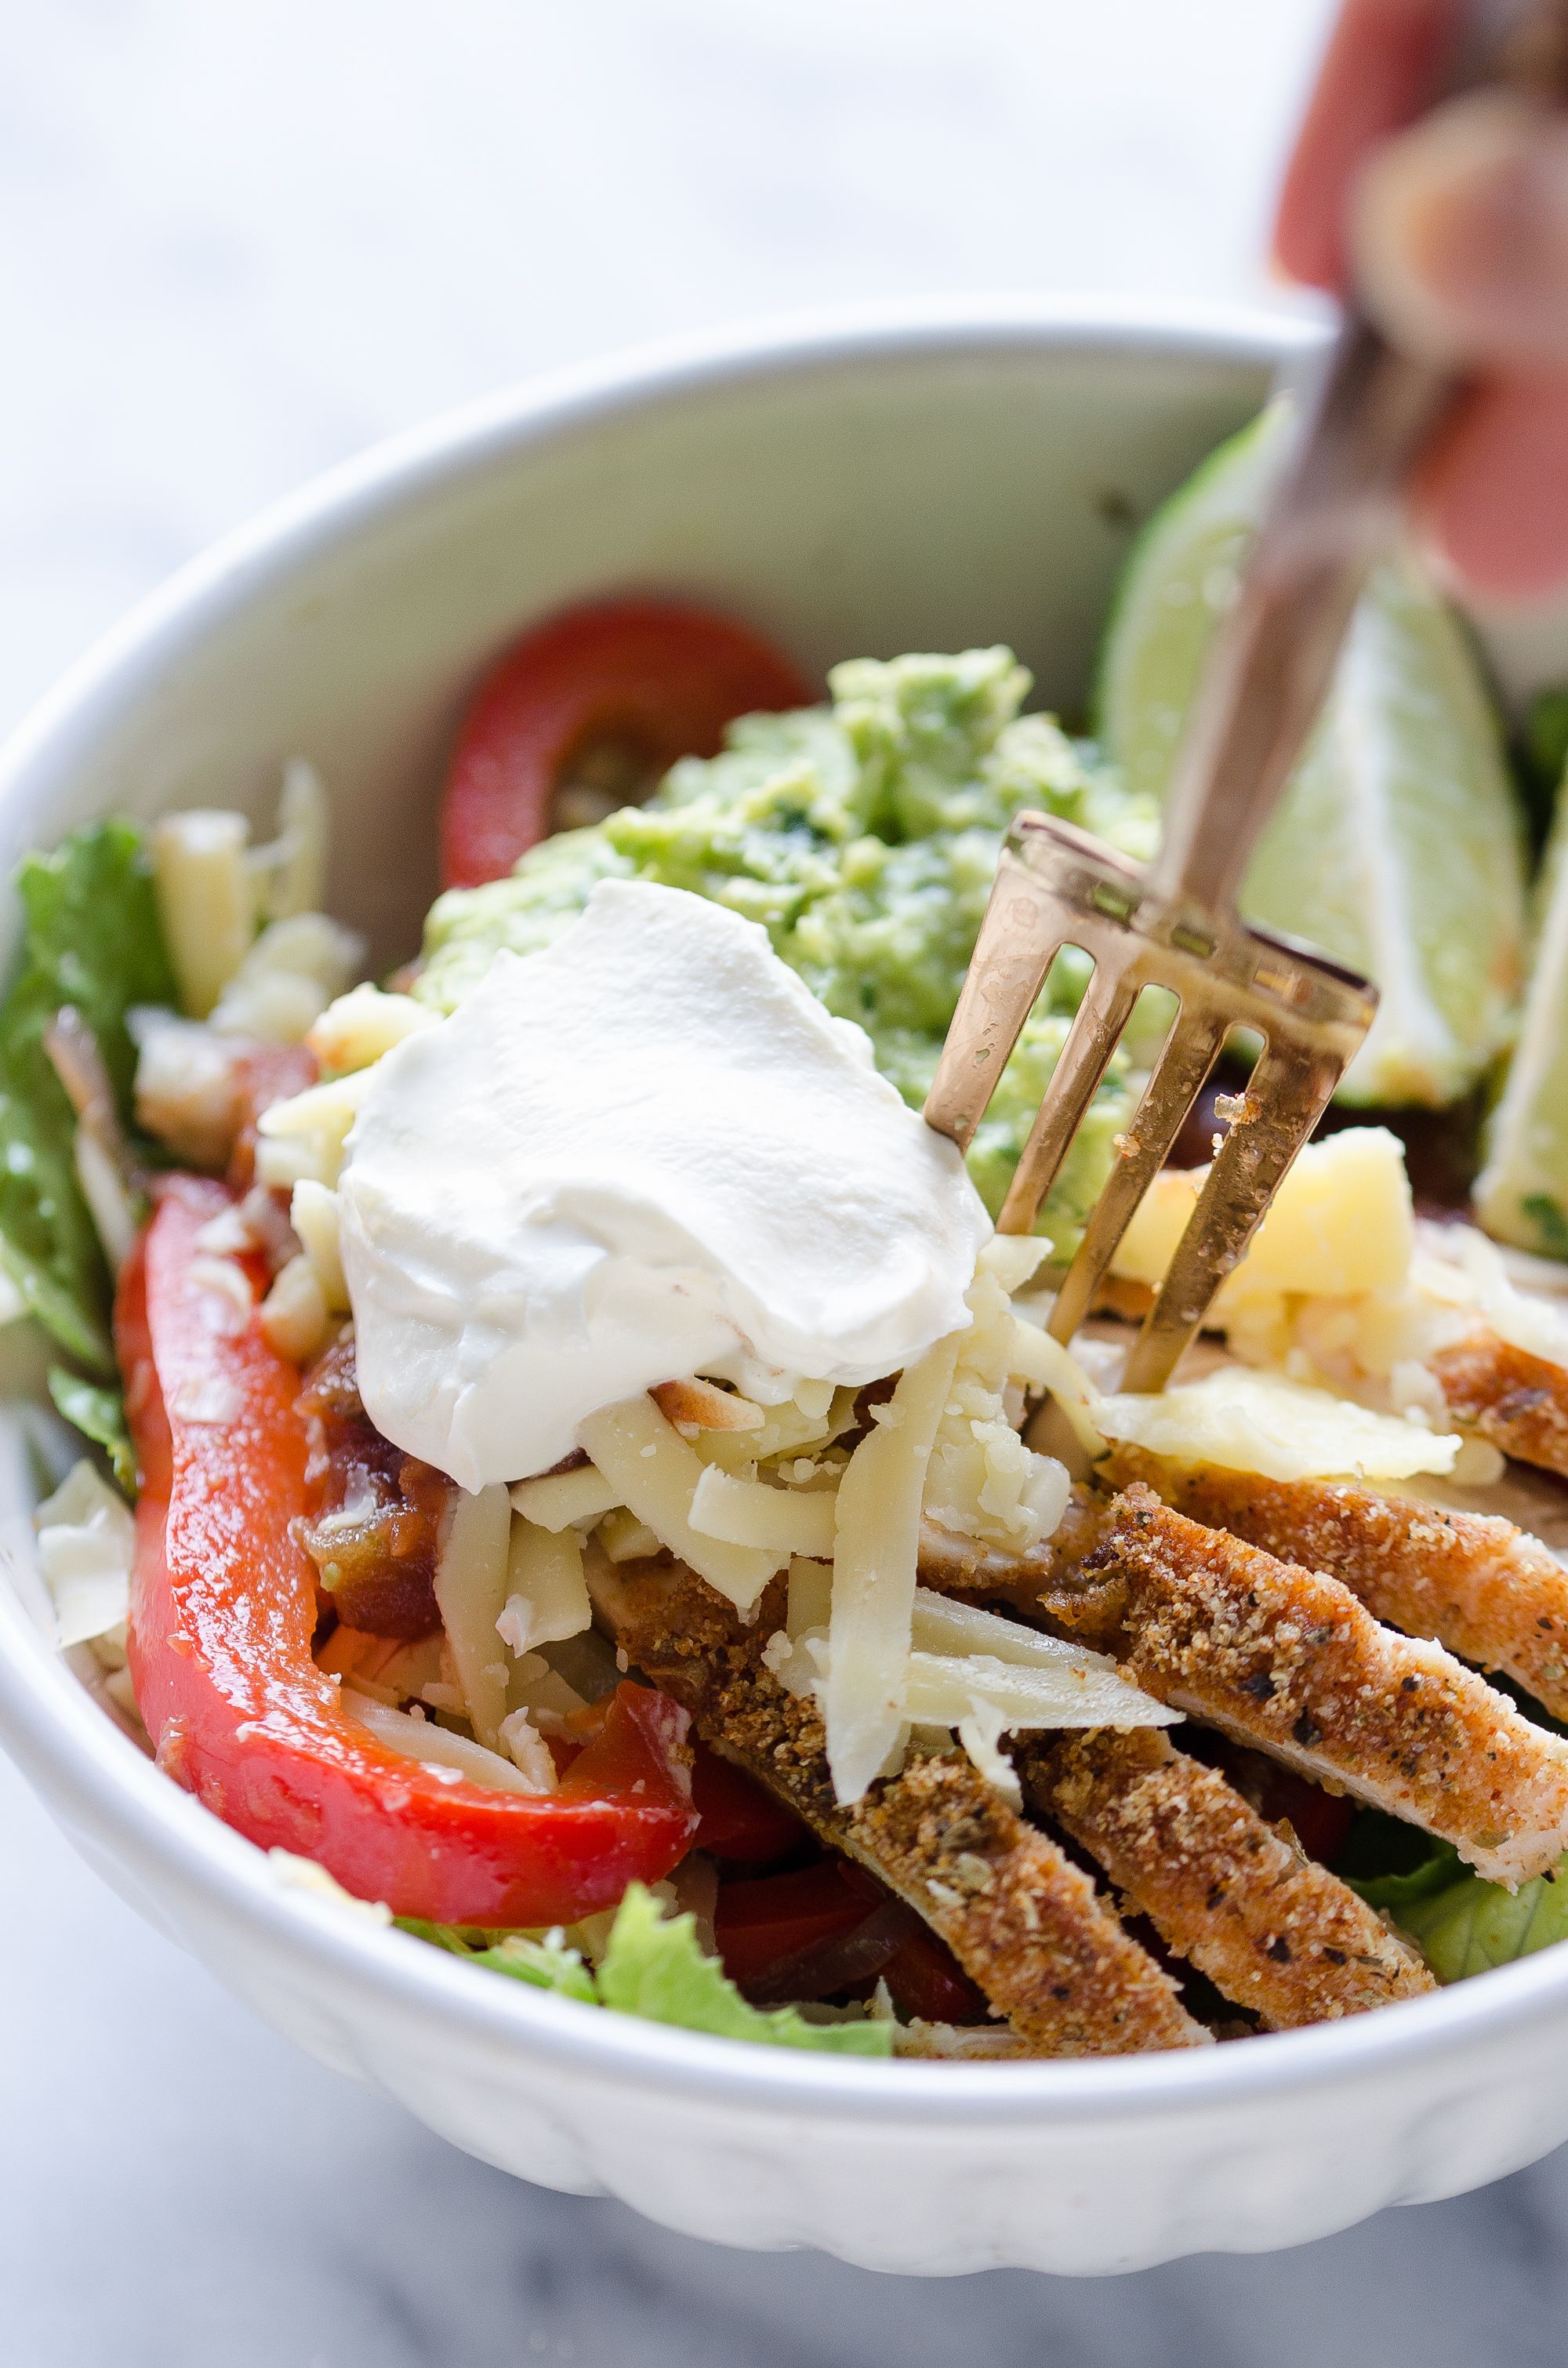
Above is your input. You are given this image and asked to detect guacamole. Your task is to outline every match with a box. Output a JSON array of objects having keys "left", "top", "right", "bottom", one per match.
[{"left": 418, "top": 648, "right": 1158, "bottom": 1254}]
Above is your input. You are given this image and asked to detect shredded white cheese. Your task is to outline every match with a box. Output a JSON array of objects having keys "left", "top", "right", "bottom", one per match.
[
  {"left": 496, "top": 1517, "right": 592, "bottom": 1656},
  {"left": 267, "top": 1847, "right": 392, "bottom": 1923},
  {"left": 254, "top": 1065, "right": 376, "bottom": 1189},
  {"left": 289, "top": 1179, "right": 349, "bottom": 1312},
  {"left": 153, "top": 809, "right": 254, "bottom": 1019},
  {"left": 509, "top": 1465, "right": 620, "bottom": 1533},
  {"left": 1096, "top": 1364, "right": 1461, "bottom": 1482},
  {"left": 259, "top": 1253, "right": 332, "bottom": 1364},
  {"left": 579, "top": 1396, "right": 783, "bottom": 1612},
  {"left": 1005, "top": 1315, "right": 1109, "bottom": 1458},
  {"left": 340, "top": 1687, "right": 540, "bottom": 1792},
  {"left": 306, "top": 982, "right": 437, "bottom": 1074},
  {"left": 34, "top": 1460, "right": 135, "bottom": 1650},
  {"left": 74, "top": 1127, "right": 139, "bottom": 1276},
  {"left": 688, "top": 1462, "right": 838, "bottom": 1558},
  {"left": 824, "top": 1331, "right": 960, "bottom": 1806},
  {"left": 209, "top": 912, "right": 365, "bottom": 1045},
  {"left": 495, "top": 1707, "right": 559, "bottom": 1792},
  {"left": 249, "top": 759, "right": 330, "bottom": 924},
  {"left": 924, "top": 1261, "right": 1071, "bottom": 1550},
  {"left": 431, "top": 1483, "right": 514, "bottom": 1749}
]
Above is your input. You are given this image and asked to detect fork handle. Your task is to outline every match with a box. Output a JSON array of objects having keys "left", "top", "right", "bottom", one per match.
[
  {"left": 1147, "top": 324, "right": 1452, "bottom": 915},
  {"left": 1151, "top": 0, "right": 1568, "bottom": 919}
]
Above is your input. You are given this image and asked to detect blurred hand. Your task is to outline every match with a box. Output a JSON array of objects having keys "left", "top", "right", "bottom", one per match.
[{"left": 1276, "top": 0, "right": 1568, "bottom": 600}]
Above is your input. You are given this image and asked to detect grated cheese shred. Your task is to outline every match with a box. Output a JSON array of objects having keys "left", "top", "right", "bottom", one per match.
[{"left": 823, "top": 1331, "right": 961, "bottom": 1805}]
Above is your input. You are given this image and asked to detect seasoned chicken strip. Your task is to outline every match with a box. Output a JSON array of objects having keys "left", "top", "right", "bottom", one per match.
[
  {"left": 1017, "top": 1727, "right": 1433, "bottom": 2028},
  {"left": 1107, "top": 1446, "right": 1568, "bottom": 1723},
  {"left": 1080, "top": 1487, "right": 1568, "bottom": 1887},
  {"left": 1431, "top": 1328, "right": 1568, "bottom": 1481},
  {"left": 590, "top": 1552, "right": 1210, "bottom": 2056},
  {"left": 917, "top": 1490, "right": 1107, "bottom": 1608}
]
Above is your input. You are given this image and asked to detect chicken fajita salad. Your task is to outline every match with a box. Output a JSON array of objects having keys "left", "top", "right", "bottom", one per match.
[{"left": 24, "top": 405, "right": 1568, "bottom": 2061}]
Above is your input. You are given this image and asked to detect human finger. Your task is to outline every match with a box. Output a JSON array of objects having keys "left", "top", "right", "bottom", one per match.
[
  {"left": 1275, "top": 0, "right": 1461, "bottom": 291},
  {"left": 1411, "top": 368, "right": 1568, "bottom": 596},
  {"left": 1352, "top": 90, "right": 1568, "bottom": 367}
]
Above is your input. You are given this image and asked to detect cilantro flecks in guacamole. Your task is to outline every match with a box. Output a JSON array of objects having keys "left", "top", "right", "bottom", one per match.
[{"left": 417, "top": 648, "right": 1159, "bottom": 1255}]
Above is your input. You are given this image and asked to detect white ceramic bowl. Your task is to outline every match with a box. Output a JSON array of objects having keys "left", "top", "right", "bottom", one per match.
[{"left": 3, "top": 298, "right": 1568, "bottom": 2278}]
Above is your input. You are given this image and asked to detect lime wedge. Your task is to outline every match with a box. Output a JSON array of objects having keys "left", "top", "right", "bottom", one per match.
[
  {"left": 1476, "top": 770, "right": 1568, "bottom": 1253},
  {"left": 1095, "top": 402, "right": 1527, "bottom": 1106}
]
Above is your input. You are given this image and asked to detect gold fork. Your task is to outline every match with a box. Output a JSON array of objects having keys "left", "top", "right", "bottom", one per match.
[{"left": 925, "top": 0, "right": 1568, "bottom": 1396}]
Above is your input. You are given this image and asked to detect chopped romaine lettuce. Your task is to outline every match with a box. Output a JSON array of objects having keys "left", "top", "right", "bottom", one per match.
[
  {"left": 396, "top": 1917, "right": 597, "bottom": 2002},
  {"left": 1520, "top": 685, "right": 1568, "bottom": 848},
  {"left": 0, "top": 823, "right": 176, "bottom": 1374},
  {"left": 47, "top": 1368, "right": 136, "bottom": 1497},
  {"left": 1392, "top": 1854, "right": 1568, "bottom": 1983},
  {"left": 1335, "top": 1805, "right": 1461, "bottom": 1903},
  {"left": 1338, "top": 1805, "right": 1568, "bottom": 1981},
  {"left": 397, "top": 1886, "right": 894, "bottom": 2056}
]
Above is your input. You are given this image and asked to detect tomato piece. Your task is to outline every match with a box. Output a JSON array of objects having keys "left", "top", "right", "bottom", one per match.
[
  {"left": 713, "top": 1859, "right": 869, "bottom": 1991},
  {"left": 877, "top": 1922, "right": 987, "bottom": 2025},
  {"left": 1250, "top": 1763, "right": 1356, "bottom": 1865},
  {"left": 119, "top": 1175, "right": 698, "bottom": 1925},
  {"left": 689, "top": 1744, "right": 807, "bottom": 1864},
  {"left": 438, "top": 597, "right": 813, "bottom": 888},
  {"left": 713, "top": 1854, "right": 982, "bottom": 2021}
]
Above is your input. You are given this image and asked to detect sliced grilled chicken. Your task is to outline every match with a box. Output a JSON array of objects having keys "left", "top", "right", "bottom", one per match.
[
  {"left": 917, "top": 1488, "right": 1108, "bottom": 1607},
  {"left": 1017, "top": 1727, "right": 1432, "bottom": 2028},
  {"left": 1078, "top": 1487, "right": 1568, "bottom": 1887},
  {"left": 1107, "top": 1445, "right": 1568, "bottom": 1723},
  {"left": 590, "top": 1550, "right": 1210, "bottom": 2056},
  {"left": 1432, "top": 1329, "right": 1568, "bottom": 1482}
]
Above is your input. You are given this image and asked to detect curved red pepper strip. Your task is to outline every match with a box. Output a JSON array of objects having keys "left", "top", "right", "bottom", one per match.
[
  {"left": 119, "top": 1175, "right": 698, "bottom": 1926},
  {"left": 438, "top": 597, "right": 813, "bottom": 889}
]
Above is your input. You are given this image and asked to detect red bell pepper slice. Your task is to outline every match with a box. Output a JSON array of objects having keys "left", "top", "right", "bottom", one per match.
[
  {"left": 119, "top": 1175, "right": 698, "bottom": 1927},
  {"left": 438, "top": 597, "right": 813, "bottom": 888}
]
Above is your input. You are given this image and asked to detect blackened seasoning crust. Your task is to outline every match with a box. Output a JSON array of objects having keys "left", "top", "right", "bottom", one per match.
[
  {"left": 1107, "top": 1444, "right": 1568, "bottom": 1722},
  {"left": 590, "top": 1550, "right": 1210, "bottom": 2056},
  {"left": 1017, "top": 1727, "right": 1432, "bottom": 2028},
  {"left": 1091, "top": 1487, "right": 1568, "bottom": 1887}
]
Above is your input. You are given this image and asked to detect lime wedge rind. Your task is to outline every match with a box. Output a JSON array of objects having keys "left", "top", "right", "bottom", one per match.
[
  {"left": 1095, "top": 405, "right": 1527, "bottom": 1109},
  {"left": 1477, "top": 764, "right": 1568, "bottom": 1254}
]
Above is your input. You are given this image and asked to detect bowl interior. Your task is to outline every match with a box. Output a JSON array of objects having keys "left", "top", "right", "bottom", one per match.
[{"left": 0, "top": 313, "right": 1309, "bottom": 982}]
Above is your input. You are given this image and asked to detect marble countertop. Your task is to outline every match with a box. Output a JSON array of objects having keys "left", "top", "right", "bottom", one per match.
[{"left": 6, "top": 4, "right": 1568, "bottom": 2359}]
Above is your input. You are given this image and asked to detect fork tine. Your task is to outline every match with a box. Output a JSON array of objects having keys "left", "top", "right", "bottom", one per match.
[
  {"left": 1120, "top": 1029, "right": 1345, "bottom": 1395},
  {"left": 997, "top": 960, "right": 1142, "bottom": 1236},
  {"left": 1047, "top": 1006, "right": 1228, "bottom": 1348},
  {"left": 924, "top": 849, "right": 1064, "bottom": 1152}
]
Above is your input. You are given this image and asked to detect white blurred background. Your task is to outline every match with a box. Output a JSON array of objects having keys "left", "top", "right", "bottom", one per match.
[
  {"left": 0, "top": 0, "right": 1331, "bottom": 730},
  {"left": 17, "top": 5, "right": 1568, "bottom": 2364}
]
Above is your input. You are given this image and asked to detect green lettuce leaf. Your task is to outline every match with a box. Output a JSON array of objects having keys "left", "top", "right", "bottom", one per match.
[
  {"left": 0, "top": 822, "right": 176, "bottom": 1375},
  {"left": 1335, "top": 1808, "right": 1461, "bottom": 1912},
  {"left": 1520, "top": 685, "right": 1568, "bottom": 848},
  {"left": 1391, "top": 1854, "right": 1568, "bottom": 1983},
  {"left": 395, "top": 1917, "right": 597, "bottom": 2002},
  {"left": 595, "top": 1884, "right": 892, "bottom": 2055},
  {"left": 398, "top": 1888, "right": 895, "bottom": 2057},
  {"left": 1338, "top": 1807, "right": 1568, "bottom": 1981},
  {"left": 47, "top": 1367, "right": 136, "bottom": 1497}
]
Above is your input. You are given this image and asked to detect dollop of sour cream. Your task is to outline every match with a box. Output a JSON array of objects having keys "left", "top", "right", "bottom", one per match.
[{"left": 339, "top": 881, "right": 990, "bottom": 1489}]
